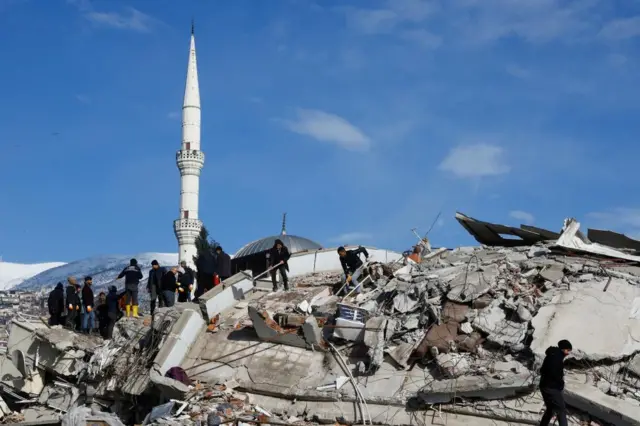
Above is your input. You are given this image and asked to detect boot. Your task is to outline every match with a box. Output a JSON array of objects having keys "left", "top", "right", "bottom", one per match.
[
  {"left": 133, "top": 305, "right": 139, "bottom": 318},
  {"left": 125, "top": 305, "right": 131, "bottom": 318}
]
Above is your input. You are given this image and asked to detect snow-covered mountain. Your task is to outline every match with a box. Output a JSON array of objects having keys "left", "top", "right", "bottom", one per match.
[
  {"left": 15, "top": 253, "right": 178, "bottom": 292},
  {"left": 0, "top": 261, "right": 66, "bottom": 290}
]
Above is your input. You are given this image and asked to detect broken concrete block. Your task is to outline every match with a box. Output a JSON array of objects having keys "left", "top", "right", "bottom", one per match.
[
  {"left": 442, "top": 301, "right": 469, "bottom": 323},
  {"left": 455, "top": 332, "right": 483, "bottom": 353},
  {"left": 447, "top": 264, "right": 499, "bottom": 303},
  {"left": 436, "top": 353, "right": 470, "bottom": 378},
  {"left": 154, "top": 308, "right": 206, "bottom": 375},
  {"left": 516, "top": 305, "right": 532, "bottom": 322},
  {"left": 472, "top": 303, "right": 527, "bottom": 347},
  {"left": 472, "top": 294, "right": 492, "bottom": 309},
  {"left": 531, "top": 279, "right": 640, "bottom": 361},
  {"left": 199, "top": 271, "right": 254, "bottom": 322},
  {"left": 459, "top": 322, "right": 473, "bottom": 334},
  {"left": 416, "top": 322, "right": 458, "bottom": 356},
  {"left": 302, "top": 316, "right": 323, "bottom": 347},
  {"left": 539, "top": 265, "right": 564, "bottom": 283},
  {"left": 386, "top": 342, "right": 416, "bottom": 369},
  {"left": 418, "top": 372, "right": 535, "bottom": 404},
  {"left": 333, "top": 317, "right": 365, "bottom": 342}
]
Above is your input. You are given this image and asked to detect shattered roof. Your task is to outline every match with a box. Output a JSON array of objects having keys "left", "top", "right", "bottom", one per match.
[{"left": 234, "top": 234, "right": 322, "bottom": 258}]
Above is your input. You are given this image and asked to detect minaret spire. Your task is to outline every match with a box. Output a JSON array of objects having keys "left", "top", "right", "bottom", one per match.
[
  {"left": 174, "top": 23, "right": 205, "bottom": 267},
  {"left": 281, "top": 213, "right": 287, "bottom": 235},
  {"left": 191, "top": 18, "right": 194, "bottom": 35}
]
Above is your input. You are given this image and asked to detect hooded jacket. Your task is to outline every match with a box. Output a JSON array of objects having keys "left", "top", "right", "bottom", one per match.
[
  {"left": 48, "top": 283, "right": 65, "bottom": 316},
  {"left": 106, "top": 286, "right": 119, "bottom": 315},
  {"left": 117, "top": 261, "right": 144, "bottom": 287},
  {"left": 268, "top": 240, "right": 291, "bottom": 269},
  {"left": 215, "top": 250, "right": 231, "bottom": 277},
  {"left": 147, "top": 266, "right": 166, "bottom": 291},
  {"left": 539, "top": 346, "right": 567, "bottom": 390},
  {"left": 340, "top": 246, "right": 369, "bottom": 275}
]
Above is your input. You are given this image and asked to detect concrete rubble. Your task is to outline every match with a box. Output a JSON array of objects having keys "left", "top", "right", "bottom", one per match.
[{"left": 2, "top": 214, "right": 640, "bottom": 425}]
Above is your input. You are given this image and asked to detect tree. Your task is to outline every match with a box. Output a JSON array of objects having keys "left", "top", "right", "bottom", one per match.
[{"left": 193, "top": 226, "right": 218, "bottom": 270}]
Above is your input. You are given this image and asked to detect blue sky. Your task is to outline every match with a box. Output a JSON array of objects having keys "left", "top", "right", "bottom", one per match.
[{"left": 1, "top": 0, "right": 640, "bottom": 263}]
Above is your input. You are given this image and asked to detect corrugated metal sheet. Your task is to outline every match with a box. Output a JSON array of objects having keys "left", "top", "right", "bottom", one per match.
[{"left": 234, "top": 235, "right": 322, "bottom": 258}]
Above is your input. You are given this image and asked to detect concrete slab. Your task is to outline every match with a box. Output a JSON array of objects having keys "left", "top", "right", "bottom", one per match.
[
  {"left": 418, "top": 373, "right": 535, "bottom": 404},
  {"left": 447, "top": 264, "right": 500, "bottom": 303},
  {"left": 531, "top": 279, "right": 640, "bottom": 361},
  {"left": 154, "top": 308, "right": 206, "bottom": 375},
  {"left": 198, "top": 271, "right": 254, "bottom": 322}
]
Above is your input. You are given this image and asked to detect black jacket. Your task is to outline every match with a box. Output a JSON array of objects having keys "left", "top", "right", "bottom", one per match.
[
  {"left": 269, "top": 245, "right": 291, "bottom": 269},
  {"left": 106, "top": 286, "right": 119, "bottom": 315},
  {"left": 66, "top": 284, "right": 80, "bottom": 311},
  {"left": 82, "top": 284, "right": 94, "bottom": 308},
  {"left": 179, "top": 267, "right": 195, "bottom": 286},
  {"left": 97, "top": 302, "right": 108, "bottom": 325},
  {"left": 539, "top": 346, "right": 567, "bottom": 390},
  {"left": 147, "top": 267, "right": 166, "bottom": 290},
  {"left": 340, "top": 246, "right": 369, "bottom": 275},
  {"left": 215, "top": 251, "right": 232, "bottom": 277},
  {"left": 48, "top": 283, "right": 65, "bottom": 316},
  {"left": 196, "top": 251, "right": 217, "bottom": 275},
  {"left": 161, "top": 271, "right": 178, "bottom": 292},
  {"left": 118, "top": 265, "right": 143, "bottom": 286}
]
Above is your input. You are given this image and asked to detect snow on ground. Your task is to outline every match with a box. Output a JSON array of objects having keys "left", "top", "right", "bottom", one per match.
[{"left": 0, "top": 261, "right": 66, "bottom": 290}]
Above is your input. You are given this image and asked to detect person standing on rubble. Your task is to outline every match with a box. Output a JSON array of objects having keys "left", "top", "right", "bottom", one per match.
[
  {"left": 214, "top": 246, "right": 232, "bottom": 283},
  {"left": 116, "top": 258, "right": 144, "bottom": 318},
  {"left": 268, "top": 239, "right": 291, "bottom": 292},
  {"left": 195, "top": 247, "right": 216, "bottom": 300},
  {"left": 81, "top": 276, "right": 95, "bottom": 333},
  {"left": 65, "top": 277, "right": 81, "bottom": 330},
  {"left": 47, "top": 282, "right": 65, "bottom": 326},
  {"left": 96, "top": 292, "right": 108, "bottom": 337},
  {"left": 538, "top": 339, "right": 573, "bottom": 426},
  {"left": 162, "top": 266, "right": 179, "bottom": 308},
  {"left": 337, "top": 246, "right": 370, "bottom": 294},
  {"left": 147, "top": 260, "right": 166, "bottom": 315},
  {"left": 177, "top": 260, "right": 195, "bottom": 302},
  {"left": 104, "top": 286, "right": 120, "bottom": 339}
]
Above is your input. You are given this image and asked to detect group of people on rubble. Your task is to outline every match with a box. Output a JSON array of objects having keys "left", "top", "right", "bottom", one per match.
[{"left": 47, "top": 276, "right": 120, "bottom": 338}]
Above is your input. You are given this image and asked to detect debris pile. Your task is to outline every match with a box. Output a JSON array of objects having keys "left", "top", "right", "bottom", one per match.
[{"left": 1, "top": 213, "right": 640, "bottom": 425}]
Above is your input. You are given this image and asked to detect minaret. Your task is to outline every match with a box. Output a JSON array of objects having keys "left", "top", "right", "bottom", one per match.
[{"left": 174, "top": 22, "right": 205, "bottom": 266}]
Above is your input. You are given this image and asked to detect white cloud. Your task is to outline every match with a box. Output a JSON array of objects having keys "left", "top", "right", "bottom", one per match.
[
  {"left": 68, "top": 1, "right": 159, "bottom": 33},
  {"left": 75, "top": 94, "right": 91, "bottom": 104},
  {"left": 598, "top": 16, "right": 640, "bottom": 41},
  {"left": 281, "top": 109, "right": 371, "bottom": 151},
  {"left": 400, "top": 29, "right": 442, "bottom": 48},
  {"left": 439, "top": 143, "right": 510, "bottom": 178},
  {"left": 587, "top": 208, "right": 640, "bottom": 230},
  {"left": 509, "top": 210, "right": 535, "bottom": 224},
  {"left": 329, "top": 232, "right": 373, "bottom": 243},
  {"left": 167, "top": 111, "right": 180, "bottom": 120},
  {"left": 506, "top": 64, "right": 532, "bottom": 79}
]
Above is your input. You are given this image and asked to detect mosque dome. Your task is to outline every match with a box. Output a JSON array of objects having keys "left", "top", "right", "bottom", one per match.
[{"left": 233, "top": 213, "right": 323, "bottom": 258}]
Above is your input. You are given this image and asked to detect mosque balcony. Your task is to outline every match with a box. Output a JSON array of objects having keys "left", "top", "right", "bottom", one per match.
[
  {"left": 176, "top": 150, "right": 205, "bottom": 176},
  {"left": 173, "top": 218, "right": 202, "bottom": 243}
]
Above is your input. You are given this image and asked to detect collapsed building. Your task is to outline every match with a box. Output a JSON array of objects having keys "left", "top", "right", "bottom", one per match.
[{"left": 2, "top": 213, "right": 640, "bottom": 425}]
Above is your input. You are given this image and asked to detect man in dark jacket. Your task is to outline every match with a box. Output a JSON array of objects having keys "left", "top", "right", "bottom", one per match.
[
  {"left": 338, "top": 246, "right": 369, "bottom": 294},
  {"left": 96, "top": 292, "right": 108, "bottom": 337},
  {"left": 147, "top": 260, "right": 166, "bottom": 315},
  {"left": 195, "top": 250, "right": 216, "bottom": 300},
  {"left": 215, "top": 246, "right": 232, "bottom": 282},
  {"left": 116, "top": 258, "right": 143, "bottom": 318},
  {"left": 65, "top": 277, "right": 81, "bottom": 330},
  {"left": 162, "top": 266, "right": 178, "bottom": 307},
  {"left": 178, "top": 261, "right": 195, "bottom": 302},
  {"left": 47, "top": 283, "right": 65, "bottom": 326},
  {"left": 268, "top": 239, "right": 291, "bottom": 292},
  {"left": 104, "top": 286, "right": 120, "bottom": 339},
  {"left": 539, "top": 339, "right": 572, "bottom": 426},
  {"left": 81, "top": 276, "right": 95, "bottom": 333}
]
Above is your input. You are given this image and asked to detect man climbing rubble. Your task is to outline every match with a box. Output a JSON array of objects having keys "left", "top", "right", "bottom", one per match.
[
  {"left": 539, "top": 339, "right": 573, "bottom": 426},
  {"left": 337, "top": 246, "right": 369, "bottom": 294},
  {"left": 268, "top": 239, "right": 291, "bottom": 292},
  {"left": 116, "top": 258, "right": 144, "bottom": 318}
]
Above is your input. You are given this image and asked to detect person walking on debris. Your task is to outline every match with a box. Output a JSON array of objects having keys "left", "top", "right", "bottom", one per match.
[
  {"left": 104, "top": 286, "right": 120, "bottom": 339},
  {"left": 539, "top": 339, "right": 573, "bottom": 426},
  {"left": 147, "top": 259, "right": 166, "bottom": 314},
  {"left": 96, "top": 292, "right": 108, "bottom": 337},
  {"left": 65, "top": 277, "right": 81, "bottom": 330},
  {"left": 337, "top": 246, "right": 370, "bottom": 295},
  {"left": 178, "top": 261, "right": 195, "bottom": 302},
  {"left": 268, "top": 239, "right": 291, "bottom": 292},
  {"left": 81, "top": 276, "right": 95, "bottom": 333},
  {"left": 47, "top": 282, "right": 65, "bottom": 326},
  {"left": 215, "top": 246, "right": 231, "bottom": 283},
  {"left": 162, "top": 266, "right": 179, "bottom": 308},
  {"left": 116, "top": 258, "right": 143, "bottom": 318}
]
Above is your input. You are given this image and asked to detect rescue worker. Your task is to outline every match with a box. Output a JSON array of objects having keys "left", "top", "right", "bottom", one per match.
[
  {"left": 81, "top": 276, "right": 95, "bottom": 333},
  {"left": 47, "top": 282, "right": 65, "bottom": 326},
  {"left": 116, "top": 258, "right": 144, "bottom": 317},
  {"left": 178, "top": 261, "right": 195, "bottom": 302},
  {"left": 337, "top": 246, "right": 370, "bottom": 294},
  {"left": 538, "top": 340, "right": 572, "bottom": 426},
  {"left": 407, "top": 245, "right": 422, "bottom": 263},
  {"left": 215, "top": 246, "right": 232, "bottom": 283},
  {"left": 65, "top": 277, "right": 81, "bottom": 330},
  {"left": 268, "top": 239, "right": 291, "bottom": 292},
  {"left": 147, "top": 259, "right": 166, "bottom": 314},
  {"left": 161, "top": 266, "right": 179, "bottom": 307}
]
